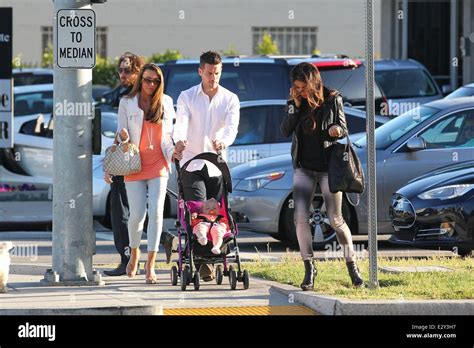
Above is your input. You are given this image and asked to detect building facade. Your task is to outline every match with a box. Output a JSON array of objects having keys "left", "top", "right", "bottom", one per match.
[
  {"left": 0, "top": 0, "right": 382, "bottom": 63},
  {"left": 2, "top": 0, "right": 472, "bottom": 88}
]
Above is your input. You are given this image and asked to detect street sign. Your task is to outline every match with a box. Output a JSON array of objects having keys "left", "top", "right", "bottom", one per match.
[
  {"left": 56, "top": 9, "right": 96, "bottom": 69},
  {"left": 0, "top": 7, "right": 13, "bottom": 149}
]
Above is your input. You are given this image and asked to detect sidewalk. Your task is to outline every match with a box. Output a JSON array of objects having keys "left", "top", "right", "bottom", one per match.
[
  {"left": 0, "top": 263, "right": 315, "bottom": 315},
  {"left": 260, "top": 277, "right": 474, "bottom": 316}
]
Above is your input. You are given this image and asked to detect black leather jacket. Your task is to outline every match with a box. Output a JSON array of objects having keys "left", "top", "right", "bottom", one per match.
[{"left": 280, "top": 87, "right": 348, "bottom": 169}]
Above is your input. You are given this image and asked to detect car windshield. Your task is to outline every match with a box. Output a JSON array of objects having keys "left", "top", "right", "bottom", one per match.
[
  {"left": 445, "top": 86, "right": 474, "bottom": 99},
  {"left": 164, "top": 64, "right": 289, "bottom": 102},
  {"left": 320, "top": 66, "right": 383, "bottom": 101},
  {"left": 15, "top": 91, "right": 53, "bottom": 116},
  {"left": 13, "top": 73, "right": 53, "bottom": 86},
  {"left": 354, "top": 106, "right": 439, "bottom": 150},
  {"left": 375, "top": 69, "right": 438, "bottom": 98}
]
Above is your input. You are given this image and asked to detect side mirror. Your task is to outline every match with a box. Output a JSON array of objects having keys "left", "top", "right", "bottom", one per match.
[
  {"left": 442, "top": 85, "right": 453, "bottom": 96},
  {"left": 406, "top": 137, "right": 426, "bottom": 152}
]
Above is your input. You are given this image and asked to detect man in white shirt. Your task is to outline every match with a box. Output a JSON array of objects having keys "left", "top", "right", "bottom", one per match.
[
  {"left": 173, "top": 51, "right": 240, "bottom": 201},
  {"left": 173, "top": 51, "right": 240, "bottom": 280}
]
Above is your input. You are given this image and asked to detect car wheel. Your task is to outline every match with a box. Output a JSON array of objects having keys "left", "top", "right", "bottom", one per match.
[{"left": 281, "top": 193, "right": 353, "bottom": 250}]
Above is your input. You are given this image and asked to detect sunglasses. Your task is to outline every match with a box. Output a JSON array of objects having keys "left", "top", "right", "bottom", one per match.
[
  {"left": 142, "top": 77, "right": 161, "bottom": 86},
  {"left": 117, "top": 68, "right": 132, "bottom": 74}
]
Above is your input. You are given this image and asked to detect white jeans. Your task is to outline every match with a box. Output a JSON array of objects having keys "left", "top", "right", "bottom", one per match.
[{"left": 125, "top": 177, "right": 168, "bottom": 252}]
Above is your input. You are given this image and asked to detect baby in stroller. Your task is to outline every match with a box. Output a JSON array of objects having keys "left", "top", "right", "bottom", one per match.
[{"left": 191, "top": 198, "right": 229, "bottom": 255}]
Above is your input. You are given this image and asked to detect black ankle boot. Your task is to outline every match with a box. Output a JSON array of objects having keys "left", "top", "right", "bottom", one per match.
[
  {"left": 346, "top": 261, "right": 364, "bottom": 287},
  {"left": 300, "top": 260, "right": 317, "bottom": 291}
]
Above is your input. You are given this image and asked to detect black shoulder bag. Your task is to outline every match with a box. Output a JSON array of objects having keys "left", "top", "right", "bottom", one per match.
[{"left": 328, "top": 134, "right": 365, "bottom": 194}]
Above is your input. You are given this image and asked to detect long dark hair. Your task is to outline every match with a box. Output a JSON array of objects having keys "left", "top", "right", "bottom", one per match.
[
  {"left": 291, "top": 62, "right": 332, "bottom": 133},
  {"left": 127, "top": 63, "right": 165, "bottom": 124}
]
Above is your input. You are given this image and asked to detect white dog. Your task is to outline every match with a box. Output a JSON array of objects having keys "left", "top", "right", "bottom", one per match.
[{"left": 0, "top": 242, "right": 13, "bottom": 293}]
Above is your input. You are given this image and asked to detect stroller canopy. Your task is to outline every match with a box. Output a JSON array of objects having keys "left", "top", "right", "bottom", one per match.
[{"left": 181, "top": 152, "right": 233, "bottom": 194}]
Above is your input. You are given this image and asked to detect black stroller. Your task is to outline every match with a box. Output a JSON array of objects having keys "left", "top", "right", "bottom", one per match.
[{"left": 169, "top": 152, "right": 250, "bottom": 291}]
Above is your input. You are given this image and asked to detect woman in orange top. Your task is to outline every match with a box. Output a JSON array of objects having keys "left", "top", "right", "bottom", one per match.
[{"left": 105, "top": 63, "right": 181, "bottom": 284}]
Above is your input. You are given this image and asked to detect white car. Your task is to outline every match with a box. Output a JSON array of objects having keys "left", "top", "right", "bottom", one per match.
[{"left": 0, "top": 112, "right": 116, "bottom": 227}]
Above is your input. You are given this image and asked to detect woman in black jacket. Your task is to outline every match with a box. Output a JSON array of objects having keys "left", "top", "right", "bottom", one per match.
[{"left": 281, "top": 62, "right": 363, "bottom": 290}]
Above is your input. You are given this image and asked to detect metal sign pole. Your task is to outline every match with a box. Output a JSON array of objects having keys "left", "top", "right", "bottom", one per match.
[
  {"left": 42, "top": 0, "right": 103, "bottom": 286},
  {"left": 365, "top": 0, "right": 379, "bottom": 289}
]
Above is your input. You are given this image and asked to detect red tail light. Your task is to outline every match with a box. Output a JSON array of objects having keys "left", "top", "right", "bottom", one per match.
[{"left": 312, "top": 59, "right": 362, "bottom": 69}]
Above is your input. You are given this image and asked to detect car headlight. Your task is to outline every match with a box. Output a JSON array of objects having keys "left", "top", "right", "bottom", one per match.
[
  {"left": 417, "top": 184, "right": 474, "bottom": 200},
  {"left": 234, "top": 171, "right": 285, "bottom": 192}
]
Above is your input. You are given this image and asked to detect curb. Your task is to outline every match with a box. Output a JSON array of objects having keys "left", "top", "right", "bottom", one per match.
[
  {"left": 0, "top": 305, "right": 163, "bottom": 316},
  {"left": 251, "top": 277, "right": 474, "bottom": 315}
]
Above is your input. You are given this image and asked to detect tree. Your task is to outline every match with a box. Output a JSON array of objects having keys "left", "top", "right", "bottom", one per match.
[
  {"left": 93, "top": 56, "right": 118, "bottom": 87},
  {"left": 256, "top": 33, "right": 279, "bottom": 55},
  {"left": 221, "top": 44, "right": 239, "bottom": 56},
  {"left": 41, "top": 44, "right": 53, "bottom": 68},
  {"left": 148, "top": 49, "right": 182, "bottom": 64}
]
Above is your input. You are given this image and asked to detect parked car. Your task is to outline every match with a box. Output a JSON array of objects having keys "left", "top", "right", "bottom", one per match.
[
  {"left": 0, "top": 112, "right": 116, "bottom": 227},
  {"left": 285, "top": 57, "right": 387, "bottom": 113},
  {"left": 13, "top": 68, "right": 53, "bottom": 86},
  {"left": 160, "top": 57, "right": 387, "bottom": 112},
  {"left": 389, "top": 160, "right": 474, "bottom": 256},
  {"left": 444, "top": 83, "right": 474, "bottom": 100},
  {"left": 91, "top": 85, "right": 112, "bottom": 102},
  {"left": 374, "top": 59, "right": 443, "bottom": 116},
  {"left": 14, "top": 84, "right": 111, "bottom": 117},
  {"left": 229, "top": 97, "right": 474, "bottom": 247}
]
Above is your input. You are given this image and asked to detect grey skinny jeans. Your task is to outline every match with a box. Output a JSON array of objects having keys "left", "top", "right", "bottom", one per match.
[{"left": 293, "top": 167, "right": 355, "bottom": 262}]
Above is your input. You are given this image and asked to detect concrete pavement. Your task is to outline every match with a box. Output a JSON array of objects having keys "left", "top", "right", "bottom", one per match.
[
  {"left": 1, "top": 263, "right": 315, "bottom": 315},
  {"left": 0, "top": 218, "right": 465, "bottom": 316}
]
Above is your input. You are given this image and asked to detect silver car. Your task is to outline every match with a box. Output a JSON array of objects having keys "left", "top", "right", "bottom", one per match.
[
  {"left": 229, "top": 97, "right": 474, "bottom": 247},
  {"left": 166, "top": 101, "right": 386, "bottom": 212}
]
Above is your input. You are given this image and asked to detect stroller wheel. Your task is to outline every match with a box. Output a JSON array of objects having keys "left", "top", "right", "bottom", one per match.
[
  {"left": 181, "top": 269, "right": 187, "bottom": 291},
  {"left": 185, "top": 266, "right": 192, "bottom": 285},
  {"left": 215, "top": 265, "right": 223, "bottom": 285},
  {"left": 243, "top": 270, "right": 250, "bottom": 290},
  {"left": 227, "top": 265, "right": 234, "bottom": 279},
  {"left": 170, "top": 265, "right": 178, "bottom": 286},
  {"left": 229, "top": 268, "right": 237, "bottom": 290},
  {"left": 193, "top": 271, "right": 200, "bottom": 291}
]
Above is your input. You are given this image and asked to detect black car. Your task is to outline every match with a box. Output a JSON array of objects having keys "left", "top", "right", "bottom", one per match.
[
  {"left": 389, "top": 160, "right": 474, "bottom": 256},
  {"left": 98, "top": 56, "right": 389, "bottom": 114}
]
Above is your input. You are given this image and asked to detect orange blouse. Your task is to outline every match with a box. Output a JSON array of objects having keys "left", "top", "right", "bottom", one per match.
[{"left": 125, "top": 120, "right": 168, "bottom": 182}]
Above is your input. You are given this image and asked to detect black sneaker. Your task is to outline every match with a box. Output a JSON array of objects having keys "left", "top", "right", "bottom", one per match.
[{"left": 103, "top": 263, "right": 127, "bottom": 276}]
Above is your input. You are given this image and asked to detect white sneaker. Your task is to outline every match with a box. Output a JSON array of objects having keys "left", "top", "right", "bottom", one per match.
[
  {"left": 211, "top": 246, "right": 220, "bottom": 255},
  {"left": 198, "top": 237, "right": 207, "bottom": 246}
]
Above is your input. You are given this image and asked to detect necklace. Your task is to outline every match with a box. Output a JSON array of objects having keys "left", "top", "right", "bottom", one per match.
[{"left": 146, "top": 122, "right": 154, "bottom": 150}]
